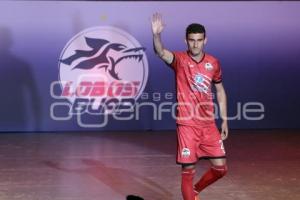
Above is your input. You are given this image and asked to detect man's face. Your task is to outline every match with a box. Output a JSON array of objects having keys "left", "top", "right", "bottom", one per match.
[{"left": 186, "top": 33, "right": 206, "bottom": 57}]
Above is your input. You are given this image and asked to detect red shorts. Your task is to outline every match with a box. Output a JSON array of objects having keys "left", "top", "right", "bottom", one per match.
[{"left": 176, "top": 124, "right": 226, "bottom": 164}]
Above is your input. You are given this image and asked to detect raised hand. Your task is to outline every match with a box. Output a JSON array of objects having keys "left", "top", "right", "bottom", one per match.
[{"left": 151, "top": 13, "right": 165, "bottom": 35}]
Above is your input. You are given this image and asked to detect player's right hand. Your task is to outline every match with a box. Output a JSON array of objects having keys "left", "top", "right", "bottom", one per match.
[
  {"left": 221, "top": 120, "right": 229, "bottom": 140},
  {"left": 151, "top": 13, "right": 164, "bottom": 35}
]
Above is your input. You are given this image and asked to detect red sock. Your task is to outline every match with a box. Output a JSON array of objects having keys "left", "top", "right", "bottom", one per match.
[
  {"left": 181, "top": 168, "right": 196, "bottom": 200},
  {"left": 194, "top": 165, "right": 228, "bottom": 193}
]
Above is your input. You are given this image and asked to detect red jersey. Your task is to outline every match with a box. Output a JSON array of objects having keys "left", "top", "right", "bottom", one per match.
[{"left": 171, "top": 51, "right": 222, "bottom": 126}]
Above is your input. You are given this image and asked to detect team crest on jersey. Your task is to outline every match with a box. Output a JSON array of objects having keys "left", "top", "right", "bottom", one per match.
[
  {"left": 182, "top": 148, "right": 191, "bottom": 157},
  {"left": 204, "top": 62, "right": 213, "bottom": 71}
]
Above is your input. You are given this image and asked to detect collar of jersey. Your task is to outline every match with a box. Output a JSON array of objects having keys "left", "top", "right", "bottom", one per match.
[{"left": 186, "top": 51, "right": 206, "bottom": 64}]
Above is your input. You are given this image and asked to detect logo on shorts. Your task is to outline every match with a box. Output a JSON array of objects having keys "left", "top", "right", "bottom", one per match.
[{"left": 182, "top": 148, "right": 191, "bottom": 157}]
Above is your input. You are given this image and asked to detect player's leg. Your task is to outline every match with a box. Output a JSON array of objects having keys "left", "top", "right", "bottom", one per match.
[
  {"left": 194, "top": 158, "right": 227, "bottom": 193},
  {"left": 181, "top": 164, "right": 196, "bottom": 200},
  {"left": 193, "top": 125, "right": 227, "bottom": 194},
  {"left": 177, "top": 125, "right": 198, "bottom": 200}
]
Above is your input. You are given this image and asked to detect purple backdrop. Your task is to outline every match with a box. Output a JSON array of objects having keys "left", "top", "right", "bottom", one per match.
[{"left": 0, "top": 1, "right": 299, "bottom": 131}]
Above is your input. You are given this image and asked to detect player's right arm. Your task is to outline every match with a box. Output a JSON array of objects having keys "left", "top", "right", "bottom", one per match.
[{"left": 151, "top": 13, "right": 174, "bottom": 65}]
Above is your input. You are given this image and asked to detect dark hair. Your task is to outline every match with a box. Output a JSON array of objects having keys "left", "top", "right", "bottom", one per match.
[{"left": 186, "top": 23, "right": 206, "bottom": 38}]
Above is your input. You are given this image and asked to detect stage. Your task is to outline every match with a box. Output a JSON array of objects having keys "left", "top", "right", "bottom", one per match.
[{"left": 0, "top": 130, "right": 299, "bottom": 200}]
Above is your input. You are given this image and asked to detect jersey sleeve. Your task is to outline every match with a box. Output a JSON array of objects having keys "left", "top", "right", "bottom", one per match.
[{"left": 212, "top": 60, "right": 222, "bottom": 83}]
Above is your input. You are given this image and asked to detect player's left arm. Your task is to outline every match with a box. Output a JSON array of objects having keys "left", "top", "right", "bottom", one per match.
[{"left": 215, "top": 82, "right": 229, "bottom": 140}]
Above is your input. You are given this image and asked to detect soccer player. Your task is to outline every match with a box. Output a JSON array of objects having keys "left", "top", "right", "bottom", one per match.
[{"left": 151, "top": 13, "right": 228, "bottom": 200}]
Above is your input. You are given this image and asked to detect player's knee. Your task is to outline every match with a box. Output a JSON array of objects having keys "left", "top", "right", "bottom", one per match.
[
  {"left": 181, "top": 166, "right": 196, "bottom": 177},
  {"left": 182, "top": 167, "right": 195, "bottom": 174},
  {"left": 211, "top": 164, "right": 227, "bottom": 178},
  {"left": 182, "top": 163, "right": 195, "bottom": 170}
]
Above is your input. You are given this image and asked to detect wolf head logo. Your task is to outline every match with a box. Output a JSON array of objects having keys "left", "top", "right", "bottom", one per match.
[
  {"left": 60, "top": 37, "right": 146, "bottom": 80},
  {"left": 59, "top": 26, "right": 149, "bottom": 105}
]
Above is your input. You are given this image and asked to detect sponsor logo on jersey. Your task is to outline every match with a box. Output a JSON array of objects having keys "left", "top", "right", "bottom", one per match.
[
  {"left": 188, "top": 62, "right": 194, "bottom": 68},
  {"left": 190, "top": 73, "right": 211, "bottom": 94}
]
